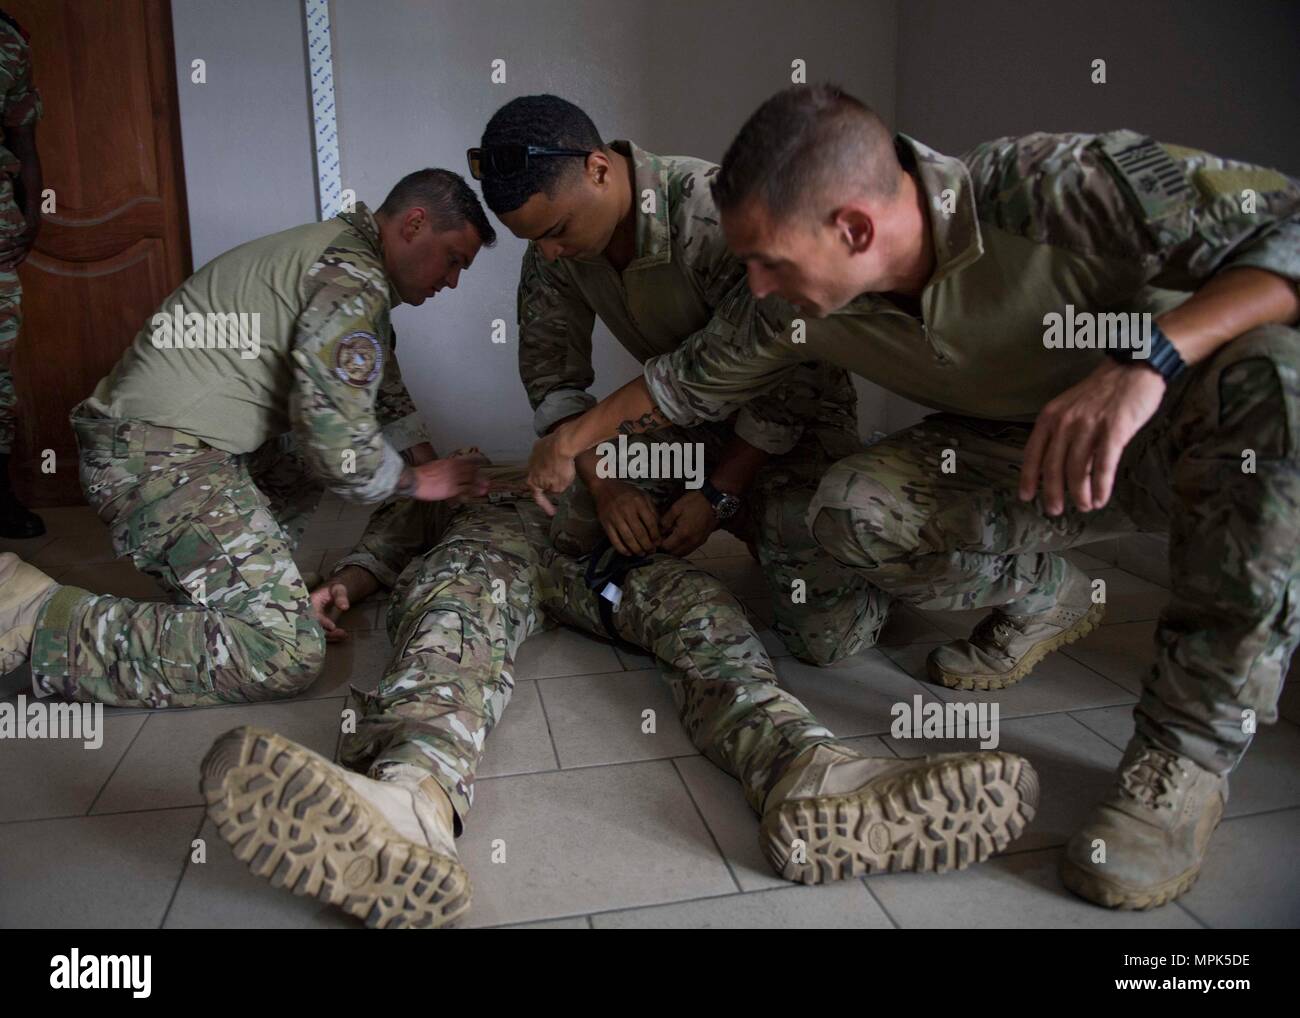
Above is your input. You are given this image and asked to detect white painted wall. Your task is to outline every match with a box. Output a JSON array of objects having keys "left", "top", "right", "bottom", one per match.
[{"left": 171, "top": 0, "right": 318, "bottom": 270}]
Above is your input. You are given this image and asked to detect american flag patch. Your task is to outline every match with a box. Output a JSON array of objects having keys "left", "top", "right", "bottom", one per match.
[{"left": 1098, "top": 134, "right": 1194, "bottom": 222}]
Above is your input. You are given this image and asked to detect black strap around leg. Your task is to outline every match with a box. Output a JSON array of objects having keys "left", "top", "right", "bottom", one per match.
[{"left": 582, "top": 537, "right": 652, "bottom": 644}]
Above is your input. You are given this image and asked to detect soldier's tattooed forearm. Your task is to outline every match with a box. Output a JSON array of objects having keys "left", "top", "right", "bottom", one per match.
[{"left": 615, "top": 409, "right": 668, "bottom": 436}]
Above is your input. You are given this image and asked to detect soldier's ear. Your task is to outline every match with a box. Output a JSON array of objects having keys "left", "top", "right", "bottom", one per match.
[
  {"left": 401, "top": 206, "right": 429, "bottom": 241},
  {"left": 835, "top": 206, "right": 872, "bottom": 254},
  {"left": 586, "top": 149, "right": 612, "bottom": 187}
]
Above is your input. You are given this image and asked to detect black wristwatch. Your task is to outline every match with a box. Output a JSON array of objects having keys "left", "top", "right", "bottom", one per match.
[
  {"left": 701, "top": 480, "right": 741, "bottom": 521},
  {"left": 1104, "top": 321, "right": 1186, "bottom": 383}
]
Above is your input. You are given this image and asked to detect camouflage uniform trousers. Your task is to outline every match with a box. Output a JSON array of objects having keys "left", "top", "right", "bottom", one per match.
[
  {"left": 0, "top": 174, "right": 26, "bottom": 455},
  {"left": 809, "top": 324, "right": 1300, "bottom": 774},
  {"left": 338, "top": 494, "right": 838, "bottom": 828},
  {"left": 549, "top": 418, "right": 891, "bottom": 667},
  {"left": 29, "top": 401, "right": 327, "bottom": 707}
]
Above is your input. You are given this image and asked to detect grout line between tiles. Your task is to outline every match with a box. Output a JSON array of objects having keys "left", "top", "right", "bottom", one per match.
[
  {"left": 158, "top": 807, "right": 210, "bottom": 929},
  {"left": 1052, "top": 643, "right": 1147, "bottom": 702},
  {"left": 475, "top": 749, "right": 702, "bottom": 783},
  {"left": 531, "top": 677, "right": 564, "bottom": 772},
  {"left": 1065, "top": 709, "right": 1129, "bottom": 753},
  {"left": 1173, "top": 899, "right": 1211, "bottom": 929},
  {"left": 669, "top": 757, "right": 744, "bottom": 894},
  {"left": 1061, "top": 709, "right": 1130, "bottom": 754},
  {"left": 860, "top": 876, "right": 901, "bottom": 928},
  {"left": 1215, "top": 802, "right": 1300, "bottom": 823},
  {"left": 85, "top": 711, "right": 152, "bottom": 815},
  {"left": 0, "top": 800, "right": 212, "bottom": 826}
]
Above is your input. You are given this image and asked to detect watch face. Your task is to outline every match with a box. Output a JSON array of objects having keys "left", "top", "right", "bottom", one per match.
[{"left": 715, "top": 494, "right": 741, "bottom": 520}]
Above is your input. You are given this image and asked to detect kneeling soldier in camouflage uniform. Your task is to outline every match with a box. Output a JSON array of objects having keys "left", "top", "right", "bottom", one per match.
[
  {"left": 476, "top": 95, "right": 889, "bottom": 667},
  {"left": 526, "top": 86, "right": 1300, "bottom": 910},
  {"left": 199, "top": 456, "right": 1038, "bottom": 929},
  {"left": 0, "top": 170, "right": 496, "bottom": 707}
]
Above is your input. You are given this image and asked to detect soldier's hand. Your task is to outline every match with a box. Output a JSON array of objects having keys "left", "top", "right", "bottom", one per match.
[
  {"left": 411, "top": 457, "right": 491, "bottom": 501},
  {"left": 592, "top": 479, "right": 661, "bottom": 556},
  {"left": 1020, "top": 359, "right": 1166, "bottom": 515},
  {"left": 660, "top": 490, "right": 718, "bottom": 557},
  {"left": 527, "top": 431, "right": 576, "bottom": 516},
  {"left": 310, "top": 581, "right": 352, "bottom": 643}
]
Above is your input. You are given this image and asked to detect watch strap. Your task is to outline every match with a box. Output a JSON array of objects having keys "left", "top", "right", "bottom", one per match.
[
  {"left": 1105, "top": 321, "right": 1187, "bottom": 383},
  {"left": 700, "top": 479, "right": 726, "bottom": 508}
]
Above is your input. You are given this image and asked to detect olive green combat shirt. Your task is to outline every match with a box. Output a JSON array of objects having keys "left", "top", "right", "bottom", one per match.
[
  {"left": 89, "top": 204, "right": 430, "bottom": 502},
  {"left": 644, "top": 131, "right": 1300, "bottom": 426},
  {"left": 518, "top": 140, "right": 860, "bottom": 455}
]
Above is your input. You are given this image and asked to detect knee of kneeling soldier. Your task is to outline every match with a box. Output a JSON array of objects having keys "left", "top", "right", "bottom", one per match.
[
  {"left": 264, "top": 622, "right": 327, "bottom": 698},
  {"left": 808, "top": 500, "right": 901, "bottom": 575}
]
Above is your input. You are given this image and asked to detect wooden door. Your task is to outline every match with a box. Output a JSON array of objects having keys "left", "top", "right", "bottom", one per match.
[{"left": 8, "top": 0, "right": 190, "bottom": 505}]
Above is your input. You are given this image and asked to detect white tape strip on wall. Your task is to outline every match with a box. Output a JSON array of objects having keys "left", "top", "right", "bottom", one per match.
[{"left": 304, "top": 0, "right": 342, "bottom": 221}]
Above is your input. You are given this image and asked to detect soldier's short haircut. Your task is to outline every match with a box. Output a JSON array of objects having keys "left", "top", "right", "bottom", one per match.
[
  {"left": 713, "top": 84, "right": 901, "bottom": 224},
  {"left": 479, "top": 95, "right": 604, "bottom": 215},
  {"left": 379, "top": 168, "right": 497, "bottom": 246}
]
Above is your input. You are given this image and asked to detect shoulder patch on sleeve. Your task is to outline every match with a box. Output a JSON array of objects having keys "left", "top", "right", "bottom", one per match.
[
  {"left": 1194, "top": 167, "right": 1292, "bottom": 201},
  {"left": 1096, "top": 134, "right": 1195, "bottom": 223},
  {"left": 1159, "top": 143, "right": 1206, "bottom": 161},
  {"left": 333, "top": 331, "right": 383, "bottom": 387}
]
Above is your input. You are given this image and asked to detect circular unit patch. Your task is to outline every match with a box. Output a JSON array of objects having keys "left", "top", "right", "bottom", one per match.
[{"left": 333, "top": 331, "right": 383, "bottom": 387}]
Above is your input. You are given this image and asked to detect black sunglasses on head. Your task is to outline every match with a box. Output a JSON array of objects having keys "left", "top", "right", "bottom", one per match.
[{"left": 466, "top": 145, "right": 593, "bottom": 180}]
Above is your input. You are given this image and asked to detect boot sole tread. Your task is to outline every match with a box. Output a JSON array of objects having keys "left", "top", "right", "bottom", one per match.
[
  {"left": 199, "top": 726, "right": 469, "bottom": 929},
  {"left": 762, "top": 753, "right": 1039, "bottom": 884}
]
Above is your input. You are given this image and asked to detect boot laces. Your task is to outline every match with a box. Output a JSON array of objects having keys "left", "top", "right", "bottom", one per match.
[
  {"left": 973, "top": 612, "right": 1022, "bottom": 653},
  {"left": 1118, "top": 747, "right": 1189, "bottom": 810}
]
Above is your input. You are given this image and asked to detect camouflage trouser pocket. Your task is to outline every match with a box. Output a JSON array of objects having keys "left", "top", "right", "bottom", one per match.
[
  {"left": 142, "top": 493, "right": 294, "bottom": 607},
  {"left": 1216, "top": 356, "right": 1291, "bottom": 461},
  {"left": 76, "top": 425, "right": 234, "bottom": 559},
  {"left": 1170, "top": 326, "right": 1300, "bottom": 464},
  {"left": 398, "top": 607, "right": 465, "bottom": 666}
]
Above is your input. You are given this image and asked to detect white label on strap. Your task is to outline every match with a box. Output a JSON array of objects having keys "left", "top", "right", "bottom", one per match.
[
  {"left": 601, "top": 582, "right": 623, "bottom": 610},
  {"left": 304, "top": 0, "right": 343, "bottom": 221}
]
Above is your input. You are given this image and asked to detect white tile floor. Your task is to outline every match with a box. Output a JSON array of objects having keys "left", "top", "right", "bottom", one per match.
[{"left": 2, "top": 499, "right": 1298, "bottom": 929}]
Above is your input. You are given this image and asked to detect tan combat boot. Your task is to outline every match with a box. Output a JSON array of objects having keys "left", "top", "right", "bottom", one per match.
[
  {"left": 1062, "top": 738, "right": 1226, "bottom": 909},
  {"left": 0, "top": 552, "right": 57, "bottom": 674},
  {"left": 200, "top": 726, "right": 469, "bottom": 929},
  {"left": 759, "top": 743, "right": 1039, "bottom": 883},
  {"left": 927, "top": 563, "right": 1104, "bottom": 690}
]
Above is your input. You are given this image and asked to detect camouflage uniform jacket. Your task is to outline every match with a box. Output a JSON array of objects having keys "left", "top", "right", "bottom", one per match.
[
  {"left": 518, "top": 139, "right": 859, "bottom": 454},
  {"left": 645, "top": 131, "right": 1300, "bottom": 425},
  {"left": 87, "top": 203, "right": 429, "bottom": 501}
]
